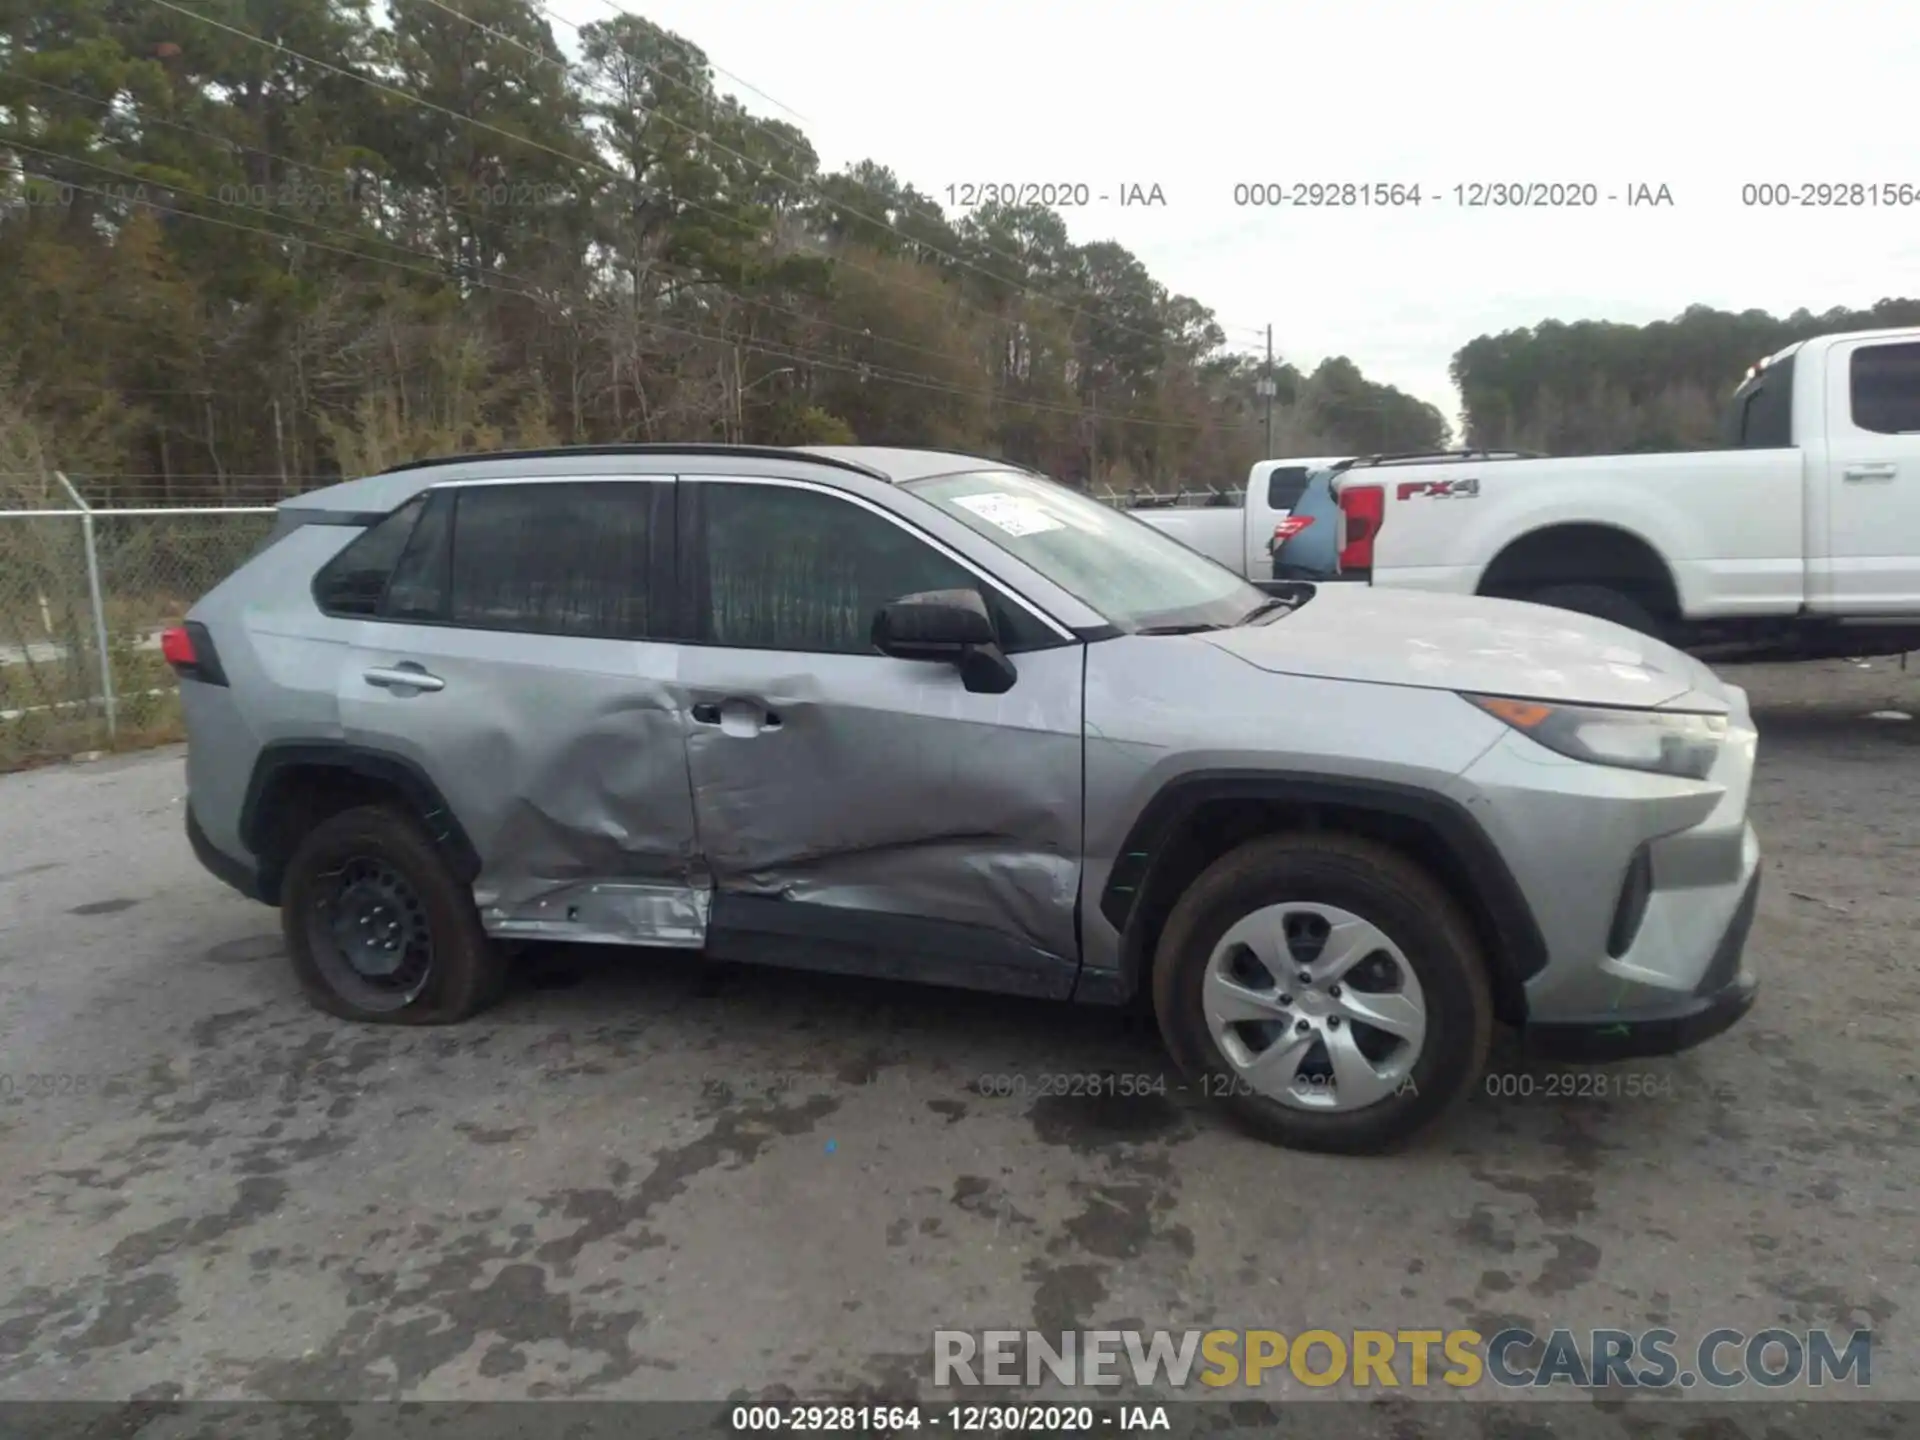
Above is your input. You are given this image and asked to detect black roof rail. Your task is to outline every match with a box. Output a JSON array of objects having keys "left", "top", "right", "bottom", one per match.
[
  {"left": 375, "top": 442, "right": 894, "bottom": 483},
  {"left": 1332, "top": 448, "right": 1542, "bottom": 472}
]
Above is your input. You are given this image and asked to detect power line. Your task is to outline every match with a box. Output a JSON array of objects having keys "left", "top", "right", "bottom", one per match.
[
  {"left": 15, "top": 11, "right": 1270, "bottom": 392},
  {"left": 562, "top": 0, "right": 1270, "bottom": 343},
  {"left": 4, "top": 70, "right": 1002, "bottom": 376},
  {"left": 99, "top": 5, "right": 1254, "bottom": 429},
  {"left": 133, "top": 0, "right": 1109, "bottom": 350},
  {"left": 415, "top": 0, "right": 1240, "bottom": 358},
  {"left": 6, "top": 136, "right": 500, "bottom": 279},
  {"left": 21, "top": 169, "right": 1255, "bottom": 433},
  {"left": 2, "top": 68, "right": 505, "bottom": 235},
  {"left": 16, "top": 147, "right": 1180, "bottom": 423}
]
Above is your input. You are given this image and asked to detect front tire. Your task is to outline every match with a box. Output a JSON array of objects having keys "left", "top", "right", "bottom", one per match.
[
  {"left": 280, "top": 804, "right": 506, "bottom": 1025},
  {"left": 1152, "top": 833, "right": 1492, "bottom": 1154}
]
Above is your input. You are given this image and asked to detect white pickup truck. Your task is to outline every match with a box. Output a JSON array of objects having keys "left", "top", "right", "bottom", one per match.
[
  {"left": 1127, "top": 457, "right": 1349, "bottom": 577},
  {"left": 1152, "top": 328, "right": 1920, "bottom": 662}
]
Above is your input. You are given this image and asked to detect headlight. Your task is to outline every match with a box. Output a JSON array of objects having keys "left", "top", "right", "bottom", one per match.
[{"left": 1464, "top": 694, "right": 1728, "bottom": 780}]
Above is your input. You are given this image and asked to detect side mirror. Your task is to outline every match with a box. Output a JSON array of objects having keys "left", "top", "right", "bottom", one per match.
[{"left": 871, "top": 589, "right": 1017, "bottom": 694}]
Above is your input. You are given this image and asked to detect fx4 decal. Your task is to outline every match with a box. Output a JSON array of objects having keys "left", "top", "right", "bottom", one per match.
[
  {"left": 1271, "top": 515, "right": 1316, "bottom": 541},
  {"left": 1397, "top": 477, "right": 1480, "bottom": 500}
]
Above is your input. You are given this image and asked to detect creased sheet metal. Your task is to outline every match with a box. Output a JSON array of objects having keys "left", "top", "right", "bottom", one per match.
[
  {"left": 679, "top": 646, "right": 1085, "bottom": 961},
  {"left": 333, "top": 629, "right": 711, "bottom": 948},
  {"left": 473, "top": 682, "right": 709, "bottom": 943}
]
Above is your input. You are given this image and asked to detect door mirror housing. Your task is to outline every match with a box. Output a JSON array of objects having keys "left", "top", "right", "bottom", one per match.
[{"left": 872, "top": 589, "right": 1017, "bottom": 694}]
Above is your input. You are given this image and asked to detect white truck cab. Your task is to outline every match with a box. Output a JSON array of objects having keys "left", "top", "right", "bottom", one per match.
[{"left": 1319, "top": 329, "right": 1920, "bottom": 661}]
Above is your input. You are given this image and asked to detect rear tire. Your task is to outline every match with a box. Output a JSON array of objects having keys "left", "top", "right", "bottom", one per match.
[
  {"left": 1152, "top": 833, "right": 1492, "bottom": 1155},
  {"left": 280, "top": 804, "right": 506, "bottom": 1025},
  {"left": 1523, "top": 582, "right": 1663, "bottom": 638}
]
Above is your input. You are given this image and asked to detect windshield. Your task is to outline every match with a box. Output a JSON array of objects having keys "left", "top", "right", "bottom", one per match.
[{"left": 907, "top": 468, "right": 1270, "bottom": 632}]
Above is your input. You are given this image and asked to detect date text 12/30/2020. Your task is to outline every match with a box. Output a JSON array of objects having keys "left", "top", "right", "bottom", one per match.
[
  {"left": 944, "top": 183, "right": 1166, "bottom": 208},
  {"left": 1230, "top": 182, "right": 1675, "bottom": 207},
  {"left": 731, "top": 1404, "right": 1171, "bottom": 1433}
]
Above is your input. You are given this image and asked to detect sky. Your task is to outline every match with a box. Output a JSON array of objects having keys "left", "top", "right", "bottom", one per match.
[{"left": 546, "top": 0, "right": 1920, "bottom": 435}]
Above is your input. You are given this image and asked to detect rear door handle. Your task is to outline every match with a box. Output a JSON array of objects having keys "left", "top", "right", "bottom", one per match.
[
  {"left": 689, "top": 699, "right": 781, "bottom": 731},
  {"left": 1843, "top": 463, "right": 1897, "bottom": 482},
  {"left": 364, "top": 664, "right": 444, "bottom": 692}
]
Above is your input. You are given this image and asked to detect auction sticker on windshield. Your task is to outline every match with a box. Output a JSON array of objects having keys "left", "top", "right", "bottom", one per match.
[{"left": 951, "top": 492, "right": 1067, "bottom": 537}]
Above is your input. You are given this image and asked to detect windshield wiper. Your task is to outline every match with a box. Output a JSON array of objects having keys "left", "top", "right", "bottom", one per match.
[
  {"left": 1236, "top": 597, "right": 1293, "bottom": 625},
  {"left": 1133, "top": 622, "right": 1227, "bottom": 635}
]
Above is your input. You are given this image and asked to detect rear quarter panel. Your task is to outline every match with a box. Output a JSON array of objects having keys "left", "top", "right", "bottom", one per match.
[
  {"left": 1364, "top": 452, "right": 1806, "bottom": 617},
  {"left": 183, "top": 524, "right": 361, "bottom": 856}
]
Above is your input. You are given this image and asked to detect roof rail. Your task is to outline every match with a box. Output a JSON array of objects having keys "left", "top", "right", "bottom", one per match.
[
  {"left": 1333, "top": 448, "right": 1542, "bottom": 471},
  {"left": 376, "top": 442, "right": 893, "bottom": 483}
]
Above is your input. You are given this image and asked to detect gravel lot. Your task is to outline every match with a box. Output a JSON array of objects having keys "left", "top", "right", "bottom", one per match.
[{"left": 1, "top": 658, "right": 1916, "bottom": 1411}]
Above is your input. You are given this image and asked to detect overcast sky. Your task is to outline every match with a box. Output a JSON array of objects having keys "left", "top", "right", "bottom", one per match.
[{"left": 549, "top": 0, "right": 1917, "bottom": 434}]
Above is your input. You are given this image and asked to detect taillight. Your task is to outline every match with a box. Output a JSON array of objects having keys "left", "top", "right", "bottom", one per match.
[
  {"left": 160, "top": 626, "right": 196, "bottom": 667},
  {"left": 1338, "top": 484, "right": 1384, "bottom": 572},
  {"left": 161, "top": 621, "right": 228, "bottom": 686}
]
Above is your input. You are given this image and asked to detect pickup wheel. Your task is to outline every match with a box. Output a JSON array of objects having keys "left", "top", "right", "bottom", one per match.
[
  {"left": 280, "top": 804, "right": 507, "bottom": 1025},
  {"left": 1523, "top": 582, "right": 1663, "bottom": 638},
  {"left": 1152, "top": 833, "right": 1493, "bottom": 1155}
]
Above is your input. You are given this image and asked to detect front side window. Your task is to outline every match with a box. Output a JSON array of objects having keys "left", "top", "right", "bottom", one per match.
[
  {"left": 447, "top": 482, "right": 656, "bottom": 639},
  {"left": 1850, "top": 341, "right": 1920, "bottom": 435},
  {"left": 695, "top": 482, "right": 1052, "bottom": 654},
  {"left": 907, "top": 469, "right": 1268, "bottom": 632}
]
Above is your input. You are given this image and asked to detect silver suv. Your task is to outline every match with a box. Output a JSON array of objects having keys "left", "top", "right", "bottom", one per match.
[{"left": 173, "top": 444, "right": 1761, "bottom": 1153}]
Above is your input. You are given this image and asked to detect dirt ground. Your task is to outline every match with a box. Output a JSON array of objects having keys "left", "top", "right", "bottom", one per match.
[{"left": 0, "top": 657, "right": 1916, "bottom": 1420}]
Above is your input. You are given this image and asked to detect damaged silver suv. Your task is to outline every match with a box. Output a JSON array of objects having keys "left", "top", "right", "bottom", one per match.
[{"left": 173, "top": 444, "right": 1761, "bottom": 1153}]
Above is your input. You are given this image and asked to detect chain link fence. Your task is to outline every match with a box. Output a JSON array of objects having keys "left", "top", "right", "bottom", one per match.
[{"left": 0, "top": 481, "right": 275, "bottom": 769}]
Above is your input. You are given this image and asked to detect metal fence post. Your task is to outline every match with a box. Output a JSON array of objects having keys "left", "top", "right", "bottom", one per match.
[{"left": 53, "top": 471, "right": 117, "bottom": 741}]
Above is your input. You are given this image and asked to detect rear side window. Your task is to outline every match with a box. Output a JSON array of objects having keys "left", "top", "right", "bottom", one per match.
[
  {"left": 447, "top": 482, "right": 658, "bottom": 639},
  {"left": 383, "top": 491, "right": 454, "bottom": 620},
  {"left": 1849, "top": 342, "right": 1920, "bottom": 434},
  {"left": 1265, "top": 466, "right": 1311, "bottom": 510},
  {"left": 1725, "top": 353, "right": 1796, "bottom": 448},
  {"left": 312, "top": 496, "right": 427, "bottom": 616}
]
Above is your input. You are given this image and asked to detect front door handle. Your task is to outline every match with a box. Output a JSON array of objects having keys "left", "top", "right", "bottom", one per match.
[
  {"left": 1843, "top": 463, "right": 1897, "bottom": 482},
  {"left": 364, "top": 664, "right": 444, "bottom": 693},
  {"left": 689, "top": 699, "right": 781, "bottom": 732}
]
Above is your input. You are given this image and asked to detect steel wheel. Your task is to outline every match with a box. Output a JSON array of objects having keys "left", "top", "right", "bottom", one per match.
[
  {"left": 306, "top": 855, "right": 436, "bottom": 1013},
  {"left": 1202, "top": 901, "right": 1428, "bottom": 1112}
]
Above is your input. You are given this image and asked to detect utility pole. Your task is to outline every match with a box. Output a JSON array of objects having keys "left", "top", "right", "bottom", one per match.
[{"left": 1256, "top": 324, "right": 1276, "bottom": 458}]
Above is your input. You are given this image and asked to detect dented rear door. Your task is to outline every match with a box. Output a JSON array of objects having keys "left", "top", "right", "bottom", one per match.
[{"left": 334, "top": 476, "right": 709, "bottom": 947}]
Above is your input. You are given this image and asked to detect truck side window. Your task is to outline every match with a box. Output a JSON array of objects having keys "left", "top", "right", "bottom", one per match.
[
  {"left": 1265, "top": 466, "right": 1311, "bottom": 510},
  {"left": 1849, "top": 342, "right": 1920, "bottom": 435},
  {"left": 1730, "top": 355, "right": 1796, "bottom": 448}
]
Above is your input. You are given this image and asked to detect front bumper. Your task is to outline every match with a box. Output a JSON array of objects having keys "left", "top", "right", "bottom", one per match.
[
  {"left": 1523, "top": 872, "right": 1760, "bottom": 1061},
  {"left": 1449, "top": 677, "right": 1763, "bottom": 1059}
]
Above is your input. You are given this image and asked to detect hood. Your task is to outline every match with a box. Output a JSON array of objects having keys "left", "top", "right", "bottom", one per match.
[{"left": 1203, "top": 584, "right": 1727, "bottom": 710}]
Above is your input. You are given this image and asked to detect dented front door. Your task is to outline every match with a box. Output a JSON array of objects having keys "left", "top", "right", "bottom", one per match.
[{"left": 678, "top": 477, "right": 1086, "bottom": 995}]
